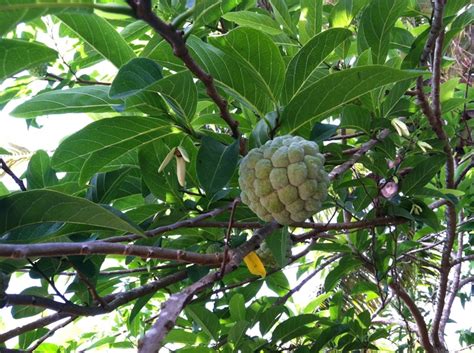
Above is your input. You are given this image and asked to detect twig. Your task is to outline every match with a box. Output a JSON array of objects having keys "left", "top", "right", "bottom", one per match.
[
  {"left": 104, "top": 201, "right": 235, "bottom": 243},
  {"left": 26, "top": 317, "right": 75, "bottom": 353},
  {"left": 219, "top": 199, "right": 239, "bottom": 276},
  {"left": 70, "top": 262, "right": 109, "bottom": 309},
  {"left": 126, "top": 0, "right": 244, "bottom": 154},
  {"left": 0, "top": 158, "right": 26, "bottom": 191},
  {"left": 275, "top": 255, "right": 342, "bottom": 306},
  {"left": 26, "top": 259, "right": 70, "bottom": 303},
  {"left": 439, "top": 231, "right": 465, "bottom": 341},
  {"left": 45, "top": 72, "right": 111, "bottom": 86},
  {"left": 450, "top": 254, "right": 474, "bottom": 267},
  {"left": 0, "top": 313, "right": 70, "bottom": 343},
  {"left": 328, "top": 129, "right": 391, "bottom": 180}
]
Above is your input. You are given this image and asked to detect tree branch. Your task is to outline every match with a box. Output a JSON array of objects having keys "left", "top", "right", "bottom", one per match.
[
  {"left": 328, "top": 129, "right": 390, "bottom": 180},
  {"left": 125, "top": 0, "right": 244, "bottom": 154},
  {"left": 104, "top": 201, "right": 235, "bottom": 243},
  {"left": 275, "top": 254, "right": 342, "bottom": 306},
  {"left": 137, "top": 221, "right": 280, "bottom": 353},
  {"left": 0, "top": 158, "right": 26, "bottom": 191},
  {"left": 0, "top": 271, "right": 188, "bottom": 341},
  {"left": 0, "top": 242, "right": 223, "bottom": 266}
]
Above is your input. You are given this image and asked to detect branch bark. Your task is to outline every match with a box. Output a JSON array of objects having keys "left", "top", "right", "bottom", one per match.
[
  {"left": 137, "top": 221, "right": 280, "bottom": 353},
  {"left": 0, "top": 242, "right": 223, "bottom": 265}
]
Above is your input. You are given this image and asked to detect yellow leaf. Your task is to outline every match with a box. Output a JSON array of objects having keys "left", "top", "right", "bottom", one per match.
[{"left": 243, "top": 251, "right": 266, "bottom": 278}]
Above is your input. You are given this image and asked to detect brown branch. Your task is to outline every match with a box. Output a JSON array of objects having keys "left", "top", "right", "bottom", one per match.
[
  {"left": 328, "top": 129, "right": 391, "bottom": 180},
  {"left": 420, "top": 0, "right": 445, "bottom": 67},
  {"left": 0, "top": 313, "right": 70, "bottom": 343},
  {"left": 126, "top": 0, "right": 244, "bottom": 154},
  {"left": 0, "top": 158, "right": 26, "bottom": 191},
  {"left": 326, "top": 132, "right": 365, "bottom": 141},
  {"left": 70, "top": 262, "right": 109, "bottom": 309},
  {"left": 450, "top": 254, "right": 474, "bottom": 267},
  {"left": 104, "top": 201, "right": 234, "bottom": 243},
  {"left": 275, "top": 254, "right": 342, "bottom": 306},
  {"left": 220, "top": 198, "right": 239, "bottom": 276},
  {"left": 439, "top": 231, "right": 465, "bottom": 340},
  {"left": 457, "top": 276, "right": 474, "bottom": 291},
  {"left": 0, "top": 271, "right": 188, "bottom": 342},
  {"left": 292, "top": 217, "right": 406, "bottom": 242},
  {"left": 138, "top": 221, "right": 280, "bottom": 353},
  {"left": 45, "top": 72, "right": 111, "bottom": 86},
  {"left": 26, "top": 317, "right": 75, "bottom": 353},
  {"left": 389, "top": 282, "right": 434, "bottom": 352},
  {"left": 0, "top": 242, "right": 222, "bottom": 266}
]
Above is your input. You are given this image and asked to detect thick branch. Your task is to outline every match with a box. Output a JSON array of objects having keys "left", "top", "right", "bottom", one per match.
[
  {"left": 0, "top": 242, "right": 222, "bottom": 264},
  {"left": 138, "top": 221, "right": 280, "bottom": 353}
]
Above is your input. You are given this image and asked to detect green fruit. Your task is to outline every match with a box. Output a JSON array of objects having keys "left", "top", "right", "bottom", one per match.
[{"left": 239, "top": 135, "right": 328, "bottom": 225}]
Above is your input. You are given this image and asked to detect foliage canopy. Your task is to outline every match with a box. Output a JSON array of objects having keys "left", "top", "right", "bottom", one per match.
[{"left": 0, "top": 0, "right": 472, "bottom": 352}]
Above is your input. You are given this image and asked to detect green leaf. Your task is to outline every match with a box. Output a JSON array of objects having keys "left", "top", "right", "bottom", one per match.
[
  {"left": 324, "top": 256, "right": 361, "bottom": 291},
  {"left": 0, "top": 190, "right": 142, "bottom": 235},
  {"left": 210, "top": 27, "right": 285, "bottom": 99},
  {"left": 11, "top": 86, "right": 123, "bottom": 118},
  {"left": 0, "top": 182, "right": 8, "bottom": 196},
  {"left": 265, "top": 228, "right": 290, "bottom": 268},
  {"left": 269, "top": 0, "right": 295, "bottom": 35},
  {"left": 129, "top": 292, "right": 154, "bottom": 323},
  {"left": 185, "top": 304, "right": 221, "bottom": 341},
  {"left": 0, "top": 0, "right": 94, "bottom": 36},
  {"left": 310, "top": 123, "right": 338, "bottom": 143},
  {"left": 57, "top": 13, "right": 135, "bottom": 68},
  {"left": 357, "top": 0, "right": 409, "bottom": 63},
  {"left": 401, "top": 155, "right": 446, "bottom": 196},
  {"left": 25, "top": 150, "right": 58, "bottom": 189},
  {"left": 194, "top": 0, "right": 242, "bottom": 27},
  {"left": 299, "top": 0, "right": 323, "bottom": 43},
  {"left": 148, "top": 70, "right": 197, "bottom": 122},
  {"left": 281, "top": 66, "right": 422, "bottom": 133},
  {"left": 222, "top": 11, "right": 284, "bottom": 36},
  {"left": 229, "top": 293, "right": 246, "bottom": 322},
  {"left": 311, "top": 324, "right": 350, "bottom": 351},
  {"left": 259, "top": 305, "right": 286, "bottom": 335},
  {"left": 228, "top": 320, "right": 248, "bottom": 346},
  {"left": 340, "top": 105, "right": 372, "bottom": 134},
  {"left": 109, "top": 58, "right": 163, "bottom": 99},
  {"left": 51, "top": 116, "right": 173, "bottom": 184},
  {"left": 281, "top": 28, "right": 352, "bottom": 104},
  {"left": 272, "top": 314, "right": 317, "bottom": 343},
  {"left": 329, "top": 0, "right": 370, "bottom": 28},
  {"left": 186, "top": 36, "right": 274, "bottom": 115},
  {"left": 0, "top": 39, "right": 57, "bottom": 81},
  {"left": 196, "top": 136, "right": 239, "bottom": 195}
]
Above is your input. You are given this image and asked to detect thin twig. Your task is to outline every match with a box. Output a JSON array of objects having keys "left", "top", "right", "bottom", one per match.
[
  {"left": 26, "top": 317, "right": 76, "bottom": 353},
  {"left": 219, "top": 199, "right": 239, "bottom": 276},
  {"left": 275, "top": 255, "right": 342, "bottom": 306},
  {"left": 0, "top": 158, "right": 26, "bottom": 191}
]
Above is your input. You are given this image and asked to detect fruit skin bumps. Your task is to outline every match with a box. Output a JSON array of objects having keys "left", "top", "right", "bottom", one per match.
[{"left": 238, "top": 135, "right": 329, "bottom": 225}]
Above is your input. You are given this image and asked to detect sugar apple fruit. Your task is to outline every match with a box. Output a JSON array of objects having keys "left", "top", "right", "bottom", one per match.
[{"left": 238, "top": 135, "right": 329, "bottom": 225}]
